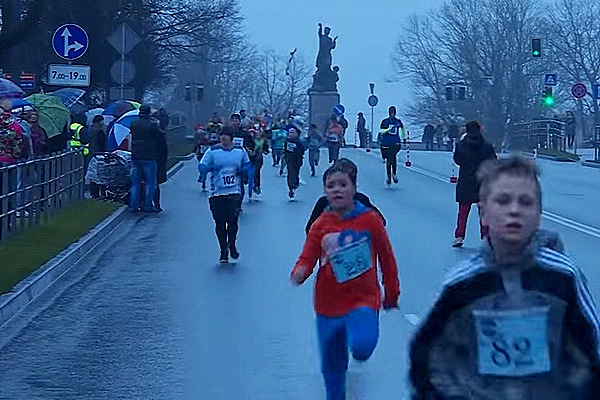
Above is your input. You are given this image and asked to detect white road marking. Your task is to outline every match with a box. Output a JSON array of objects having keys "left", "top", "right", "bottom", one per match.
[{"left": 404, "top": 313, "right": 420, "bottom": 325}]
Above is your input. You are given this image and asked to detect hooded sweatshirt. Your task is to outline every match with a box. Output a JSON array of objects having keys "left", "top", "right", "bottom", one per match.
[
  {"left": 453, "top": 132, "right": 496, "bottom": 204},
  {"left": 292, "top": 201, "right": 400, "bottom": 317}
]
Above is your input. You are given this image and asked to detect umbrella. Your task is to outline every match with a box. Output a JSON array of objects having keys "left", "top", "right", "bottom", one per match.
[
  {"left": 10, "top": 98, "right": 32, "bottom": 110},
  {"left": 24, "top": 93, "right": 70, "bottom": 138},
  {"left": 102, "top": 100, "right": 141, "bottom": 118},
  {"left": 48, "top": 88, "right": 86, "bottom": 109},
  {"left": 86, "top": 107, "right": 105, "bottom": 126},
  {"left": 107, "top": 109, "right": 139, "bottom": 151},
  {"left": 0, "top": 77, "right": 24, "bottom": 99}
]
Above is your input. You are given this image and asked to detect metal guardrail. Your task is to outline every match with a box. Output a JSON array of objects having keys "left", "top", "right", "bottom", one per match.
[
  {"left": 511, "top": 119, "right": 566, "bottom": 152},
  {"left": 0, "top": 151, "right": 85, "bottom": 242}
]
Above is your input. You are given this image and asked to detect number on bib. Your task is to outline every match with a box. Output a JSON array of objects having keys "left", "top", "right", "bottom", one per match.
[
  {"left": 222, "top": 174, "right": 236, "bottom": 186},
  {"left": 473, "top": 307, "right": 551, "bottom": 377}
]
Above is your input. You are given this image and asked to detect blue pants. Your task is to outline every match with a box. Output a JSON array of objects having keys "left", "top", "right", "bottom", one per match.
[
  {"left": 316, "top": 307, "right": 379, "bottom": 400},
  {"left": 129, "top": 159, "right": 157, "bottom": 211}
]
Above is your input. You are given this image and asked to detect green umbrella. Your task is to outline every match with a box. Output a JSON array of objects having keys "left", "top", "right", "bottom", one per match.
[{"left": 24, "top": 93, "right": 71, "bottom": 138}]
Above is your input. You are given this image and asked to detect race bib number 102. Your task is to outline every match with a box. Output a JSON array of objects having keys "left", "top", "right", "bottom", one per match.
[{"left": 473, "top": 307, "right": 551, "bottom": 377}]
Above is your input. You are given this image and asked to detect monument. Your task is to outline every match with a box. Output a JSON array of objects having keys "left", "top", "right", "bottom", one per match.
[{"left": 309, "top": 23, "right": 341, "bottom": 135}]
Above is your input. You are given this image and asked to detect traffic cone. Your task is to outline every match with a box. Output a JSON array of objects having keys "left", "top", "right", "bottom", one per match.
[{"left": 404, "top": 131, "right": 412, "bottom": 167}]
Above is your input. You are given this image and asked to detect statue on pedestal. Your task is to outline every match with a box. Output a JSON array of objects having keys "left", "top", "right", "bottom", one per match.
[{"left": 311, "top": 23, "right": 339, "bottom": 93}]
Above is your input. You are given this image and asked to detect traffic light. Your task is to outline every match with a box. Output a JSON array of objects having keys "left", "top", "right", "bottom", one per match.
[
  {"left": 196, "top": 85, "right": 204, "bottom": 102},
  {"left": 184, "top": 85, "right": 191, "bottom": 101},
  {"left": 457, "top": 86, "right": 466, "bottom": 100},
  {"left": 542, "top": 86, "right": 555, "bottom": 107},
  {"left": 532, "top": 38, "right": 541, "bottom": 57}
]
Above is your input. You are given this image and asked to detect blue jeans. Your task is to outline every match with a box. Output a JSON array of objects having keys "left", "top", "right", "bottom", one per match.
[
  {"left": 129, "top": 159, "right": 157, "bottom": 211},
  {"left": 316, "top": 307, "right": 379, "bottom": 400}
]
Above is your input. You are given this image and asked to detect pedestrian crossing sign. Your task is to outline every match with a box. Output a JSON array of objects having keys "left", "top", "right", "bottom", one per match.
[{"left": 544, "top": 73, "right": 557, "bottom": 86}]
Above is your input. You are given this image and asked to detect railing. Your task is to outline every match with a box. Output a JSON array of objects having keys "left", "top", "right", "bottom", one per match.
[
  {"left": 0, "top": 151, "right": 85, "bottom": 242},
  {"left": 510, "top": 119, "right": 566, "bottom": 152}
]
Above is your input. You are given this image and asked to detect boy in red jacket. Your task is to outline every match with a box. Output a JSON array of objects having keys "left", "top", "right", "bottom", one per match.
[{"left": 291, "top": 159, "right": 400, "bottom": 399}]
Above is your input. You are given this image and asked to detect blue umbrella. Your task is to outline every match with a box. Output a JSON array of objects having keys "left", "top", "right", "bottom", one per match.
[
  {"left": 107, "top": 109, "right": 139, "bottom": 151},
  {"left": 47, "top": 88, "right": 86, "bottom": 109},
  {"left": 10, "top": 98, "right": 32, "bottom": 109},
  {"left": 0, "top": 77, "right": 24, "bottom": 99}
]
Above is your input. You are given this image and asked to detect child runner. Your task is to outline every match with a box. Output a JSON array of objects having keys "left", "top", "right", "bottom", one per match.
[
  {"left": 248, "top": 126, "right": 269, "bottom": 197},
  {"left": 290, "top": 160, "right": 400, "bottom": 400},
  {"left": 283, "top": 125, "right": 306, "bottom": 200},
  {"left": 305, "top": 158, "right": 386, "bottom": 235},
  {"left": 379, "top": 105, "right": 406, "bottom": 184},
  {"left": 271, "top": 123, "right": 287, "bottom": 169},
  {"left": 198, "top": 126, "right": 253, "bottom": 263},
  {"left": 409, "top": 156, "right": 600, "bottom": 398},
  {"left": 194, "top": 124, "right": 210, "bottom": 188},
  {"left": 307, "top": 123, "right": 323, "bottom": 177}
]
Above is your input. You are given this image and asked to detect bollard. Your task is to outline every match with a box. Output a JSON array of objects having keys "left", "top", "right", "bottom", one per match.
[
  {"left": 533, "top": 148, "right": 537, "bottom": 160},
  {"left": 404, "top": 131, "right": 412, "bottom": 167}
]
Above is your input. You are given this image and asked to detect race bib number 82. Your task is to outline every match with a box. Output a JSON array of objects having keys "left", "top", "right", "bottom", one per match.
[{"left": 473, "top": 307, "right": 551, "bottom": 377}]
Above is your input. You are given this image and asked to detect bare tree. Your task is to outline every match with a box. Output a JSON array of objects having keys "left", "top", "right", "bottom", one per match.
[{"left": 546, "top": 0, "right": 600, "bottom": 136}]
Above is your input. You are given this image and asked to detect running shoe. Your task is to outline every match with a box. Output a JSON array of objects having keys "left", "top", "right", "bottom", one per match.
[
  {"left": 288, "top": 190, "right": 295, "bottom": 199},
  {"left": 392, "top": 174, "right": 398, "bottom": 183},
  {"left": 386, "top": 177, "right": 391, "bottom": 185},
  {"left": 219, "top": 251, "right": 229, "bottom": 263},
  {"left": 452, "top": 237, "right": 464, "bottom": 248},
  {"left": 229, "top": 244, "right": 240, "bottom": 259}
]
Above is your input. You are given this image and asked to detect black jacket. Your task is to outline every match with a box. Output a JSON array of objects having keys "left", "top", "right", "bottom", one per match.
[
  {"left": 130, "top": 116, "right": 160, "bottom": 160},
  {"left": 453, "top": 133, "right": 496, "bottom": 203},
  {"left": 156, "top": 129, "right": 168, "bottom": 183}
]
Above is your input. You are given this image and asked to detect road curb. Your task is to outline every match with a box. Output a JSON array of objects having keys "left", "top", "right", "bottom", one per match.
[
  {"left": 0, "top": 158, "right": 188, "bottom": 330},
  {"left": 582, "top": 160, "right": 600, "bottom": 169}
]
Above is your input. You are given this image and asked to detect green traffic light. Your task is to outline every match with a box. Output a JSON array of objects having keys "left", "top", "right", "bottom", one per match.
[
  {"left": 543, "top": 96, "right": 555, "bottom": 106},
  {"left": 533, "top": 50, "right": 540, "bottom": 56}
]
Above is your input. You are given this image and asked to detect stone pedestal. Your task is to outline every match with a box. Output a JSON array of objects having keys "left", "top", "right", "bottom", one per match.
[{"left": 309, "top": 90, "right": 340, "bottom": 135}]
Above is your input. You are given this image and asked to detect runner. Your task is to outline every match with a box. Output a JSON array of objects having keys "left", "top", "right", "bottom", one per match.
[
  {"left": 283, "top": 125, "right": 305, "bottom": 200},
  {"left": 379, "top": 105, "right": 406, "bottom": 185},
  {"left": 248, "top": 126, "right": 269, "bottom": 198},
  {"left": 198, "top": 126, "right": 253, "bottom": 263},
  {"left": 409, "top": 156, "right": 600, "bottom": 398},
  {"left": 306, "top": 123, "right": 323, "bottom": 177},
  {"left": 194, "top": 123, "right": 210, "bottom": 188},
  {"left": 305, "top": 158, "right": 386, "bottom": 235},
  {"left": 290, "top": 161, "right": 400, "bottom": 400}
]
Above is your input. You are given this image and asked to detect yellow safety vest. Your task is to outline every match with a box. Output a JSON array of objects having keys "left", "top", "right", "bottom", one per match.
[{"left": 69, "top": 123, "right": 89, "bottom": 156}]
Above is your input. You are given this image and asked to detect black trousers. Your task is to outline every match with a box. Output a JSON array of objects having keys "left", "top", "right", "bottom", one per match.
[
  {"left": 381, "top": 144, "right": 401, "bottom": 177},
  {"left": 209, "top": 194, "right": 242, "bottom": 253}
]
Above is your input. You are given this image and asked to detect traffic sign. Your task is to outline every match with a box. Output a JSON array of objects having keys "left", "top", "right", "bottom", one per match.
[
  {"left": 110, "top": 60, "right": 135, "bottom": 84},
  {"left": 19, "top": 72, "right": 35, "bottom": 89},
  {"left": 593, "top": 84, "right": 600, "bottom": 100},
  {"left": 571, "top": 82, "right": 587, "bottom": 99},
  {"left": 107, "top": 23, "right": 141, "bottom": 55},
  {"left": 368, "top": 94, "right": 378, "bottom": 107},
  {"left": 48, "top": 64, "right": 90, "bottom": 87},
  {"left": 52, "top": 24, "right": 89, "bottom": 60},
  {"left": 544, "top": 73, "right": 557, "bottom": 86}
]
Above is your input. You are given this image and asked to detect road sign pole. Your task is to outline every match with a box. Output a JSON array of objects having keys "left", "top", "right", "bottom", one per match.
[{"left": 120, "top": 23, "right": 126, "bottom": 99}]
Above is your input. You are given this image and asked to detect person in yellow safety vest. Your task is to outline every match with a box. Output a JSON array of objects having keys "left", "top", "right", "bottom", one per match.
[{"left": 69, "top": 122, "right": 90, "bottom": 156}]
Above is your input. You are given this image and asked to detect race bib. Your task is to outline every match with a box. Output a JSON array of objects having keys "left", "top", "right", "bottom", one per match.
[
  {"left": 218, "top": 168, "right": 237, "bottom": 188},
  {"left": 473, "top": 306, "right": 551, "bottom": 377},
  {"left": 233, "top": 137, "right": 244, "bottom": 148},
  {"left": 328, "top": 237, "right": 372, "bottom": 283},
  {"left": 286, "top": 142, "right": 297, "bottom": 152}
]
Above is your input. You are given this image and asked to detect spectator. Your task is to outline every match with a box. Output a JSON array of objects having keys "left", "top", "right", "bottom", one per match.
[
  {"left": 129, "top": 104, "right": 161, "bottom": 213},
  {"left": 155, "top": 108, "right": 169, "bottom": 131},
  {"left": 0, "top": 109, "right": 23, "bottom": 167},
  {"left": 25, "top": 111, "right": 48, "bottom": 157},
  {"left": 423, "top": 122, "right": 435, "bottom": 151},
  {"left": 153, "top": 123, "right": 168, "bottom": 211},
  {"left": 357, "top": 112, "right": 367, "bottom": 148},
  {"left": 452, "top": 120, "right": 496, "bottom": 247}
]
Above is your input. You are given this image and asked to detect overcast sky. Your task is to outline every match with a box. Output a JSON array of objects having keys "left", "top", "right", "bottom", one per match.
[{"left": 238, "top": 0, "right": 445, "bottom": 130}]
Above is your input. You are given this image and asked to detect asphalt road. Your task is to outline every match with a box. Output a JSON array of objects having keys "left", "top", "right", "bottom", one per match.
[{"left": 0, "top": 148, "right": 598, "bottom": 399}]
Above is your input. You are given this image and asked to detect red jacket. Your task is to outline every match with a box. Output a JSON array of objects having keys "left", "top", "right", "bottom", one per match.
[{"left": 292, "top": 203, "right": 400, "bottom": 317}]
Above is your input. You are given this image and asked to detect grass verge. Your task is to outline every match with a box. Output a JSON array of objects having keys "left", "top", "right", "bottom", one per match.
[{"left": 0, "top": 200, "right": 119, "bottom": 294}]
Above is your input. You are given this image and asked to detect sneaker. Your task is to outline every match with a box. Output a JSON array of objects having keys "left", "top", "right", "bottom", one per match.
[
  {"left": 201, "top": 181, "right": 206, "bottom": 190},
  {"left": 229, "top": 244, "right": 240, "bottom": 260},
  {"left": 452, "top": 237, "right": 464, "bottom": 248},
  {"left": 392, "top": 174, "right": 398, "bottom": 183},
  {"left": 254, "top": 186, "right": 261, "bottom": 195},
  {"left": 386, "top": 177, "right": 391, "bottom": 185},
  {"left": 219, "top": 251, "right": 229, "bottom": 263},
  {"left": 279, "top": 170, "right": 283, "bottom": 176},
  {"left": 288, "top": 190, "right": 295, "bottom": 199}
]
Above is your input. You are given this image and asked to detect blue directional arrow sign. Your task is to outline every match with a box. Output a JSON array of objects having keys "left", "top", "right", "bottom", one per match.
[
  {"left": 544, "top": 73, "right": 557, "bottom": 86},
  {"left": 52, "top": 24, "right": 89, "bottom": 61},
  {"left": 593, "top": 84, "right": 600, "bottom": 100}
]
